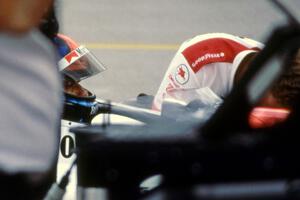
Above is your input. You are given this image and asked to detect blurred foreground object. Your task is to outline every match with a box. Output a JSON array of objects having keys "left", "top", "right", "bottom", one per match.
[
  {"left": 0, "top": 0, "right": 53, "bottom": 33},
  {"left": 0, "top": 0, "right": 62, "bottom": 199}
]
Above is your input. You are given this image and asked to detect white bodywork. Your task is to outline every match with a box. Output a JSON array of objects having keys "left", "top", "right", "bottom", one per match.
[{"left": 56, "top": 115, "right": 143, "bottom": 199}]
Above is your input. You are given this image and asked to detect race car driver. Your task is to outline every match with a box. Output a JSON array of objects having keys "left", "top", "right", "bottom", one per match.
[
  {"left": 153, "top": 33, "right": 300, "bottom": 128},
  {"left": 152, "top": 33, "right": 264, "bottom": 111}
]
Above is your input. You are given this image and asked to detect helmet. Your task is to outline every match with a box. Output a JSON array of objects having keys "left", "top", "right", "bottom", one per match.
[
  {"left": 62, "top": 76, "right": 99, "bottom": 123},
  {"left": 53, "top": 34, "right": 106, "bottom": 123},
  {"left": 55, "top": 34, "right": 106, "bottom": 82}
]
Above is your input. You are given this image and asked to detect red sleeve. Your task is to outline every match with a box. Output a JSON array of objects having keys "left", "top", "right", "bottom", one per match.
[{"left": 182, "top": 38, "right": 260, "bottom": 73}]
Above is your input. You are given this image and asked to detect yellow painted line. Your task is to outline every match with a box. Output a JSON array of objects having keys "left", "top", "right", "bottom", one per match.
[{"left": 82, "top": 43, "right": 180, "bottom": 50}]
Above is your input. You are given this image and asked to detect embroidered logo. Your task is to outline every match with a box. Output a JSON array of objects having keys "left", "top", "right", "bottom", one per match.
[
  {"left": 175, "top": 64, "right": 189, "bottom": 85},
  {"left": 191, "top": 52, "right": 225, "bottom": 68}
]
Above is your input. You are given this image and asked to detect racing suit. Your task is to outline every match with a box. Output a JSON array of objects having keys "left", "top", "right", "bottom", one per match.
[{"left": 153, "top": 33, "right": 264, "bottom": 111}]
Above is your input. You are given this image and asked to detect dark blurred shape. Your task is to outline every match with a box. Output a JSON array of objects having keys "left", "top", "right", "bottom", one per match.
[{"left": 39, "top": 4, "right": 59, "bottom": 42}]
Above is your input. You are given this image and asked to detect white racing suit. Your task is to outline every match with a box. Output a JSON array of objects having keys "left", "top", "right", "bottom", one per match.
[{"left": 153, "top": 33, "right": 264, "bottom": 111}]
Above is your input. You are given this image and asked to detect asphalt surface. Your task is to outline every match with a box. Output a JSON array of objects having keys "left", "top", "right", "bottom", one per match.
[{"left": 59, "top": 0, "right": 299, "bottom": 102}]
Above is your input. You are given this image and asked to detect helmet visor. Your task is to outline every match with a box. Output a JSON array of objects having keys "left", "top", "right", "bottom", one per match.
[{"left": 58, "top": 45, "right": 106, "bottom": 82}]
